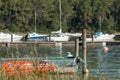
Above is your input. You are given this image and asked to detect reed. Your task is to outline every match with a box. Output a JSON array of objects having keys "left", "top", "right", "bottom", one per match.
[{"left": 0, "top": 69, "right": 111, "bottom": 80}]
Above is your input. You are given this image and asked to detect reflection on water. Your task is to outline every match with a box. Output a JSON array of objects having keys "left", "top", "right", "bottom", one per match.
[
  {"left": 0, "top": 44, "right": 120, "bottom": 80},
  {"left": 87, "top": 46, "right": 120, "bottom": 80}
]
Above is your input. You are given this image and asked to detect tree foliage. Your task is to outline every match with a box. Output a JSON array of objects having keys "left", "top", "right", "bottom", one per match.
[{"left": 0, "top": 0, "right": 119, "bottom": 33}]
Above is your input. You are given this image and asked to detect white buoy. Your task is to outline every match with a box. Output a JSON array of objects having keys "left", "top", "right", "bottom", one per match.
[{"left": 102, "top": 42, "right": 106, "bottom": 47}]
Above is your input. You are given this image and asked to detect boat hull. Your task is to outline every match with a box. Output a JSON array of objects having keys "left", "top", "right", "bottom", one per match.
[
  {"left": 47, "top": 33, "right": 69, "bottom": 42},
  {"left": 86, "top": 34, "right": 115, "bottom": 41},
  {"left": 26, "top": 32, "right": 47, "bottom": 41},
  {"left": 48, "top": 36, "right": 69, "bottom": 41},
  {"left": 27, "top": 36, "right": 46, "bottom": 41}
]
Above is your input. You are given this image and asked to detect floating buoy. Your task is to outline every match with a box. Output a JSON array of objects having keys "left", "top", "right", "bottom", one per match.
[
  {"left": 103, "top": 47, "right": 109, "bottom": 53},
  {"left": 102, "top": 42, "right": 106, "bottom": 47}
]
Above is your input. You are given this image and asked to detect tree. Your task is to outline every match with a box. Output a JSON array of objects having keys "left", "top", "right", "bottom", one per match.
[{"left": 111, "top": 0, "right": 120, "bottom": 32}]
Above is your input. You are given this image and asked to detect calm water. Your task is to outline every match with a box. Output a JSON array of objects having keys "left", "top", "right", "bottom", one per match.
[
  {"left": 87, "top": 46, "right": 120, "bottom": 80},
  {"left": 0, "top": 43, "right": 120, "bottom": 80}
]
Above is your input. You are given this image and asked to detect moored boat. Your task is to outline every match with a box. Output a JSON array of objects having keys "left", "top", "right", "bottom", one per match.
[
  {"left": 47, "top": 33, "right": 69, "bottom": 42},
  {"left": 0, "top": 32, "right": 23, "bottom": 42},
  {"left": 25, "top": 32, "right": 47, "bottom": 41},
  {"left": 83, "top": 31, "right": 115, "bottom": 41},
  {"left": 47, "top": 0, "right": 69, "bottom": 42}
]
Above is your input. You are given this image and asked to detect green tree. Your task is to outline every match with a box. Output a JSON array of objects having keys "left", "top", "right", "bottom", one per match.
[
  {"left": 91, "top": 0, "right": 114, "bottom": 32},
  {"left": 0, "top": 0, "right": 119, "bottom": 33},
  {"left": 111, "top": 0, "right": 120, "bottom": 32}
]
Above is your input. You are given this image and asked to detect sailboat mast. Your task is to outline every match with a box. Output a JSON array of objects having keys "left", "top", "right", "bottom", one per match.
[
  {"left": 35, "top": 11, "right": 37, "bottom": 32},
  {"left": 59, "top": 0, "right": 62, "bottom": 33},
  {"left": 99, "top": 16, "right": 101, "bottom": 32}
]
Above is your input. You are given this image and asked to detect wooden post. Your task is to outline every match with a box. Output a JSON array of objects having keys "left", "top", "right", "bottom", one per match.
[
  {"left": 75, "top": 38, "right": 79, "bottom": 72},
  {"left": 49, "top": 33, "right": 51, "bottom": 41},
  {"left": 11, "top": 34, "right": 13, "bottom": 42},
  {"left": 82, "top": 29, "right": 89, "bottom": 74},
  {"left": 75, "top": 38, "right": 79, "bottom": 57},
  {"left": 91, "top": 33, "right": 93, "bottom": 41},
  {"left": 6, "top": 43, "right": 11, "bottom": 47}
]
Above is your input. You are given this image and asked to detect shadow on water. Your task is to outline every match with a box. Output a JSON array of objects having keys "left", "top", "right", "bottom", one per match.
[{"left": 0, "top": 43, "right": 120, "bottom": 80}]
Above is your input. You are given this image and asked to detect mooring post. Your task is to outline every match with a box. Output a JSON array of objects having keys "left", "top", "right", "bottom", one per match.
[
  {"left": 11, "top": 34, "right": 13, "bottom": 42},
  {"left": 75, "top": 38, "right": 79, "bottom": 72},
  {"left": 75, "top": 38, "right": 79, "bottom": 57},
  {"left": 91, "top": 33, "right": 93, "bottom": 42},
  {"left": 82, "top": 29, "right": 89, "bottom": 74},
  {"left": 5, "top": 43, "right": 11, "bottom": 47},
  {"left": 48, "top": 33, "right": 51, "bottom": 42}
]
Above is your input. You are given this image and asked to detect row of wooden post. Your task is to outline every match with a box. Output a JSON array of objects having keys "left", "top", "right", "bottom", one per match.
[{"left": 75, "top": 29, "right": 89, "bottom": 74}]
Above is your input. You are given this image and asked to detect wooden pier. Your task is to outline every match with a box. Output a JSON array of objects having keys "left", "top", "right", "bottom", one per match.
[
  {"left": 0, "top": 40, "right": 120, "bottom": 44},
  {"left": 0, "top": 40, "right": 120, "bottom": 46}
]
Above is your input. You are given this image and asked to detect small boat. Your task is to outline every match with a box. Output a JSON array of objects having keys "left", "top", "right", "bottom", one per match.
[
  {"left": 47, "top": 33, "right": 69, "bottom": 42},
  {"left": 86, "top": 31, "right": 115, "bottom": 41},
  {"left": 47, "top": 0, "right": 69, "bottom": 42},
  {"left": 2, "top": 60, "right": 56, "bottom": 75},
  {"left": 25, "top": 32, "right": 47, "bottom": 41},
  {"left": 63, "top": 33, "right": 82, "bottom": 37},
  {"left": 47, "top": 28, "right": 69, "bottom": 42},
  {"left": 0, "top": 32, "right": 23, "bottom": 42}
]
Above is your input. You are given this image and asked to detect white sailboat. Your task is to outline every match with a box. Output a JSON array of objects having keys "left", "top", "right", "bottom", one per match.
[
  {"left": 86, "top": 32, "right": 115, "bottom": 41},
  {"left": 86, "top": 16, "right": 115, "bottom": 41},
  {"left": 47, "top": 0, "right": 69, "bottom": 42}
]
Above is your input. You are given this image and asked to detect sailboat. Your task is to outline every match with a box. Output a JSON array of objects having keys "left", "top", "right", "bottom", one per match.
[
  {"left": 25, "top": 11, "right": 47, "bottom": 41},
  {"left": 86, "top": 16, "right": 115, "bottom": 41},
  {"left": 47, "top": 0, "right": 69, "bottom": 42}
]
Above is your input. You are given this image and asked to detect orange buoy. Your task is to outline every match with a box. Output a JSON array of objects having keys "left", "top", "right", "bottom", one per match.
[
  {"left": 2, "top": 60, "right": 56, "bottom": 75},
  {"left": 103, "top": 47, "right": 109, "bottom": 53}
]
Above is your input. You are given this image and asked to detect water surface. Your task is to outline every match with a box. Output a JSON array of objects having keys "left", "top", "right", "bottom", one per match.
[{"left": 0, "top": 43, "right": 119, "bottom": 80}]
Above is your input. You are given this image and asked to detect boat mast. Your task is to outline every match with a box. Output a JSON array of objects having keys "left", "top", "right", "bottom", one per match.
[
  {"left": 35, "top": 11, "right": 37, "bottom": 32},
  {"left": 99, "top": 16, "right": 101, "bottom": 32},
  {"left": 59, "top": 0, "right": 62, "bottom": 33}
]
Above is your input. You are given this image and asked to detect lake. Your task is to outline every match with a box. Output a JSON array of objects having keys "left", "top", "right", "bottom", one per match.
[
  {"left": 87, "top": 45, "right": 120, "bottom": 80},
  {"left": 0, "top": 43, "right": 119, "bottom": 80}
]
